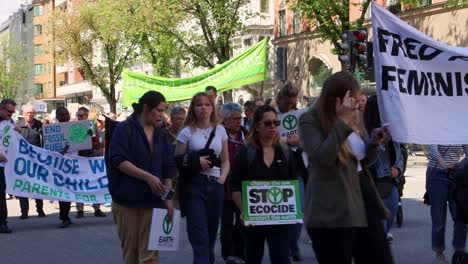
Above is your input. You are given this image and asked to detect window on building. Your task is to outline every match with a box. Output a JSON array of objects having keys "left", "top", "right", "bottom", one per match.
[
  {"left": 48, "top": 63, "right": 52, "bottom": 74},
  {"left": 34, "top": 25, "right": 42, "bottom": 36},
  {"left": 279, "top": 10, "right": 286, "bottom": 37},
  {"left": 33, "top": 6, "right": 43, "bottom": 16},
  {"left": 311, "top": 59, "right": 332, "bottom": 91},
  {"left": 48, "top": 82, "right": 52, "bottom": 91},
  {"left": 34, "top": 64, "right": 44, "bottom": 75},
  {"left": 244, "top": 38, "right": 252, "bottom": 47},
  {"left": 260, "top": 0, "right": 269, "bottom": 13},
  {"left": 59, "top": 81, "right": 66, "bottom": 86},
  {"left": 293, "top": 11, "right": 302, "bottom": 34},
  {"left": 421, "top": 0, "right": 432, "bottom": 6},
  {"left": 34, "top": 45, "right": 42, "bottom": 55},
  {"left": 34, "top": 83, "right": 43, "bottom": 94}
]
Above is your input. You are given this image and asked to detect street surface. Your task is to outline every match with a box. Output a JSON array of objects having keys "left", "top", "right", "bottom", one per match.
[{"left": 0, "top": 154, "right": 459, "bottom": 263}]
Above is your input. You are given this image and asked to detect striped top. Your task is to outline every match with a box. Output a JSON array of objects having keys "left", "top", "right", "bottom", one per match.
[{"left": 427, "top": 145, "right": 468, "bottom": 169}]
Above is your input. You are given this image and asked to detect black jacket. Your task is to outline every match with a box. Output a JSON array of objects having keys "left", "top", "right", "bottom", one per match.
[{"left": 17, "top": 119, "right": 43, "bottom": 147}]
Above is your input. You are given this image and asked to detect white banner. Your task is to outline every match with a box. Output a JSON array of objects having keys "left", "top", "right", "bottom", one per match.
[
  {"left": 43, "top": 120, "right": 92, "bottom": 152},
  {"left": 277, "top": 108, "right": 307, "bottom": 138},
  {"left": 148, "top": 209, "right": 181, "bottom": 251},
  {"left": 371, "top": 2, "right": 468, "bottom": 144},
  {"left": 4, "top": 131, "right": 111, "bottom": 203}
]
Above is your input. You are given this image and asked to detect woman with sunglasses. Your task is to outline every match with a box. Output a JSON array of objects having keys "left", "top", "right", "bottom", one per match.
[
  {"left": 174, "top": 92, "right": 229, "bottom": 264},
  {"left": 231, "top": 105, "right": 296, "bottom": 264},
  {"left": 299, "top": 71, "right": 392, "bottom": 263}
]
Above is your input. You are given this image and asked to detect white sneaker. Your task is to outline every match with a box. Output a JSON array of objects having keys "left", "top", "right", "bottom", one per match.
[
  {"left": 386, "top": 233, "right": 394, "bottom": 242},
  {"left": 434, "top": 253, "right": 449, "bottom": 264}
]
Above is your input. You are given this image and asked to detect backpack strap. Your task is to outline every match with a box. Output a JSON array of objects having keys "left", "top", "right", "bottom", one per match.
[{"left": 203, "top": 126, "right": 216, "bottom": 150}]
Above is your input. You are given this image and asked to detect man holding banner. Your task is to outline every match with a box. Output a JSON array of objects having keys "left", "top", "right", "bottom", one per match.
[
  {"left": 55, "top": 107, "right": 74, "bottom": 228},
  {"left": 0, "top": 99, "right": 16, "bottom": 234},
  {"left": 16, "top": 103, "right": 46, "bottom": 219}
]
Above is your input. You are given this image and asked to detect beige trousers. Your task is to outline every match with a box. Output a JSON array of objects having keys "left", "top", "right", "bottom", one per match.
[{"left": 112, "top": 202, "right": 158, "bottom": 264}]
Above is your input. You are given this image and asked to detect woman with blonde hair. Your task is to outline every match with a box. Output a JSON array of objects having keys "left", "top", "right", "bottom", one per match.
[
  {"left": 175, "top": 92, "right": 229, "bottom": 264},
  {"left": 299, "top": 71, "right": 392, "bottom": 263}
]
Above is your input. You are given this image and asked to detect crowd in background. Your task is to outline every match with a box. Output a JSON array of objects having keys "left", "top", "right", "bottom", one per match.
[{"left": 1, "top": 72, "right": 467, "bottom": 264}]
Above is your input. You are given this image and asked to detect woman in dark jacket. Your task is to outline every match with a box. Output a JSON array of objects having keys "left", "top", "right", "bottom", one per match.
[
  {"left": 231, "top": 105, "right": 297, "bottom": 264},
  {"left": 299, "top": 71, "right": 392, "bottom": 264}
]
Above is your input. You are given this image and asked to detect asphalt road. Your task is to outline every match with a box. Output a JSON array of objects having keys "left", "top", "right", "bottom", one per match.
[{"left": 0, "top": 157, "right": 460, "bottom": 264}]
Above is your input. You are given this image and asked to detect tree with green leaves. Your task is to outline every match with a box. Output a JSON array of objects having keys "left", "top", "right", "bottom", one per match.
[
  {"left": 160, "top": 0, "right": 251, "bottom": 101},
  {"left": 52, "top": 0, "right": 184, "bottom": 112},
  {"left": 0, "top": 35, "right": 30, "bottom": 100}
]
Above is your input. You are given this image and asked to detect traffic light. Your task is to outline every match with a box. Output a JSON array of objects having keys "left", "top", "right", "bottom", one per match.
[
  {"left": 338, "top": 31, "right": 354, "bottom": 72},
  {"left": 352, "top": 28, "right": 368, "bottom": 71}
]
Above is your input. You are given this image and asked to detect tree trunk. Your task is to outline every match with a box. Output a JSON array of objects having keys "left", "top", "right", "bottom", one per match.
[
  {"left": 104, "top": 83, "right": 117, "bottom": 114},
  {"left": 223, "top": 90, "right": 233, "bottom": 103}
]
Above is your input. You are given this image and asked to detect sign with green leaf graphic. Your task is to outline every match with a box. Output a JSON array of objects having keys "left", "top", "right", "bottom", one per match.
[
  {"left": 148, "top": 209, "right": 181, "bottom": 251},
  {"left": 43, "top": 120, "right": 92, "bottom": 153},
  {"left": 277, "top": 108, "right": 307, "bottom": 138},
  {"left": 242, "top": 180, "right": 303, "bottom": 226}
]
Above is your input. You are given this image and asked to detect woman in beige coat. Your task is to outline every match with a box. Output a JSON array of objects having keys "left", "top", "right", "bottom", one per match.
[{"left": 299, "top": 71, "right": 392, "bottom": 264}]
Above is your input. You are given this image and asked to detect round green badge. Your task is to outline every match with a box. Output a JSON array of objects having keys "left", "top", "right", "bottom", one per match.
[
  {"left": 68, "top": 123, "right": 88, "bottom": 143},
  {"left": 282, "top": 115, "right": 298, "bottom": 130},
  {"left": 267, "top": 187, "right": 283, "bottom": 205}
]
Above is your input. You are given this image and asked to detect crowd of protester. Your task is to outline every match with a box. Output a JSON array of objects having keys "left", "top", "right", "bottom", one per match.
[{"left": 1, "top": 73, "right": 467, "bottom": 264}]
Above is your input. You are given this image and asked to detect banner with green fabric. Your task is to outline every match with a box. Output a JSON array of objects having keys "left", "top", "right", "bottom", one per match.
[{"left": 122, "top": 38, "right": 268, "bottom": 105}]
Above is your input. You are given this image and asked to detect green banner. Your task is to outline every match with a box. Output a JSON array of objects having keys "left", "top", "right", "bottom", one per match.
[
  {"left": 242, "top": 180, "right": 303, "bottom": 226},
  {"left": 122, "top": 38, "right": 268, "bottom": 105}
]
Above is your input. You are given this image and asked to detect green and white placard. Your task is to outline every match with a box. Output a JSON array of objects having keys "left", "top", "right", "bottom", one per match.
[
  {"left": 242, "top": 180, "right": 303, "bottom": 226},
  {"left": 148, "top": 209, "right": 181, "bottom": 251}
]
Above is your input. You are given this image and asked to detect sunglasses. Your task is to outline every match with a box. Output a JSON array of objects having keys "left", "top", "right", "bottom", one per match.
[
  {"left": 263, "top": 120, "right": 280, "bottom": 127},
  {"left": 6, "top": 110, "right": 15, "bottom": 114}
]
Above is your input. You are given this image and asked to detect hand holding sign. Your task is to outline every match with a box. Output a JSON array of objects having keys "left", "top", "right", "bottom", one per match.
[{"left": 0, "top": 153, "right": 7, "bottom": 162}]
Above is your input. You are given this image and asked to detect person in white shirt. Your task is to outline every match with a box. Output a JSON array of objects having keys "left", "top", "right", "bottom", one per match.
[{"left": 175, "top": 92, "right": 229, "bottom": 264}]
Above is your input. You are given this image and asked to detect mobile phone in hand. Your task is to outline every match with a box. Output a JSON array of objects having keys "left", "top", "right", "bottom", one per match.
[{"left": 161, "top": 185, "right": 175, "bottom": 200}]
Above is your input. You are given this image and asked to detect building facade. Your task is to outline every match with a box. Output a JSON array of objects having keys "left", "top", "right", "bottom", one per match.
[
  {"left": 272, "top": 0, "right": 468, "bottom": 103},
  {"left": 230, "top": 0, "right": 276, "bottom": 104},
  {"left": 0, "top": 5, "right": 35, "bottom": 107}
]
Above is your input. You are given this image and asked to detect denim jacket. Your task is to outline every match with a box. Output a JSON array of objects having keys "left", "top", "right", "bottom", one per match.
[{"left": 370, "top": 141, "right": 404, "bottom": 179}]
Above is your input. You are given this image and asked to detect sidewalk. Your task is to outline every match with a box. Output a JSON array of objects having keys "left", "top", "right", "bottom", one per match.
[{"left": 406, "top": 152, "right": 428, "bottom": 167}]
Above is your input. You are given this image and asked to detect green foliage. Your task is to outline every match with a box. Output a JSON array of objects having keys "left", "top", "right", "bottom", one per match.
[
  {"left": 0, "top": 35, "right": 30, "bottom": 99},
  {"left": 52, "top": 0, "right": 142, "bottom": 112},
  {"left": 168, "top": 0, "right": 250, "bottom": 67}
]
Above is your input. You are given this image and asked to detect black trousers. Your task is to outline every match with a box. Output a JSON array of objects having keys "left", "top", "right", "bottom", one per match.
[
  {"left": 0, "top": 167, "right": 7, "bottom": 224},
  {"left": 18, "top": 197, "right": 43, "bottom": 214},
  {"left": 244, "top": 225, "right": 289, "bottom": 264},
  {"left": 59, "top": 202, "right": 71, "bottom": 221},
  {"left": 220, "top": 200, "right": 244, "bottom": 259},
  {"left": 308, "top": 227, "right": 358, "bottom": 264}
]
